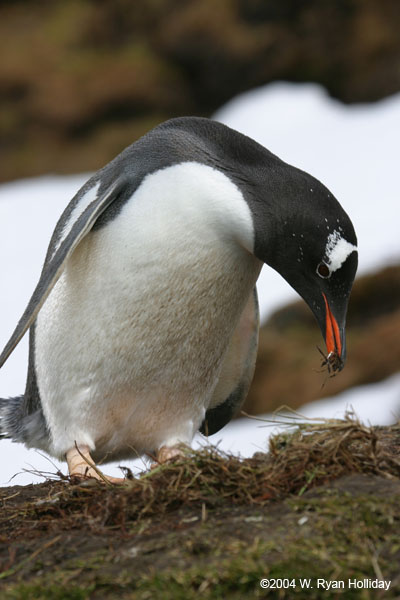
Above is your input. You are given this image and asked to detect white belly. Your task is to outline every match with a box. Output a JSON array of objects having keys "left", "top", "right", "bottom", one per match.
[{"left": 34, "top": 163, "right": 261, "bottom": 460}]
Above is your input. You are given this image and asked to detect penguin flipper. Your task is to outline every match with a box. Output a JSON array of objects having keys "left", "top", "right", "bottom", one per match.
[
  {"left": 0, "top": 176, "right": 127, "bottom": 368},
  {"left": 200, "top": 287, "right": 259, "bottom": 436}
]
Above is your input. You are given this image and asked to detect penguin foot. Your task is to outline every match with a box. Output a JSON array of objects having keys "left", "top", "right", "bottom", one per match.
[
  {"left": 66, "top": 444, "right": 125, "bottom": 484},
  {"left": 150, "top": 444, "right": 187, "bottom": 469}
]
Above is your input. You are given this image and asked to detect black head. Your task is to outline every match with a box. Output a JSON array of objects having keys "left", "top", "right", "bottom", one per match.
[
  {"left": 142, "top": 118, "right": 358, "bottom": 368},
  {"left": 250, "top": 164, "right": 358, "bottom": 368}
]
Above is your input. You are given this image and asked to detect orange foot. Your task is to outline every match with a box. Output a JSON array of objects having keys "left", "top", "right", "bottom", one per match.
[
  {"left": 150, "top": 443, "right": 187, "bottom": 469},
  {"left": 65, "top": 444, "right": 126, "bottom": 484}
]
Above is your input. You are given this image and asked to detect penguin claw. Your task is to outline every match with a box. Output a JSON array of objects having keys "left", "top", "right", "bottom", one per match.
[
  {"left": 70, "top": 469, "right": 126, "bottom": 485},
  {"left": 66, "top": 444, "right": 126, "bottom": 484}
]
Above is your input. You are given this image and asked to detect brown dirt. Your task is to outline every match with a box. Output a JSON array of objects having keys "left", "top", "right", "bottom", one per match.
[{"left": 1, "top": 418, "right": 400, "bottom": 598}]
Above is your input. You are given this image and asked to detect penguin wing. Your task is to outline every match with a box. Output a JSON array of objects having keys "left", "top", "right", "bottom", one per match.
[
  {"left": 200, "top": 287, "right": 259, "bottom": 436},
  {"left": 0, "top": 176, "right": 128, "bottom": 368}
]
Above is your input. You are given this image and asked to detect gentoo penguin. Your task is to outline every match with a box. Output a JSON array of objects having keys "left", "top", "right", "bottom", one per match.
[{"left": 0, "top": 117, "right": 358, "bottom": 482}]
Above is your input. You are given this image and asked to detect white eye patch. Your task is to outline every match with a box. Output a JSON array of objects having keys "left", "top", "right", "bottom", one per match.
[{"left": 324, "top": 230, "right": 357, "bottom": 272}]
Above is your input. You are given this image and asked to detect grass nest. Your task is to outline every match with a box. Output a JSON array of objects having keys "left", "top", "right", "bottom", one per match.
[{"left": 2, "top": 414, "right": 400, "bottom": 538}]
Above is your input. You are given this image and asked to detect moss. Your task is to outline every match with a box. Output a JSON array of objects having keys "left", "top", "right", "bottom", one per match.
[
  {"left": 2, "top": 420, "right": 400, "bottom": 598},
  {"left": 3, "top": 584, "right": 92, "bottom": 600},
  {"left": 3, "top": 488, "right": 400, "bottom": 598}
]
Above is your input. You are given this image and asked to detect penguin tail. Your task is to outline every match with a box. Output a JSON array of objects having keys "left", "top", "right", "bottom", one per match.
[
  {"left": 0, "top": 395, "right": 26, "bottom": 442},
  {"left": 0, "top": 396, "right": 49, "bottom": 450}
]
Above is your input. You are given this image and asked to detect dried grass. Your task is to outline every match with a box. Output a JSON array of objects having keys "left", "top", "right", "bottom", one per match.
[{"left": 3, "top": 414, "right": 400, "bottom": 537}]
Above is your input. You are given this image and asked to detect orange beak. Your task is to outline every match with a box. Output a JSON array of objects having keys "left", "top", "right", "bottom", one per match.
[{"left": 322, "top": 292, "right": 342, "bottom": 356}]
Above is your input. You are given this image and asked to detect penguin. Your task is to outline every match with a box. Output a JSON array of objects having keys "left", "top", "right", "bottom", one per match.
[{"left": 0, "top": 117, "right": 358, "bottom": 482}]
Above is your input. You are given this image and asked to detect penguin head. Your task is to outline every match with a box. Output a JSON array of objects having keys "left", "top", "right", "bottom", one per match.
[{"left": 252, "top": 171, "right": 358, "bottom": 369}]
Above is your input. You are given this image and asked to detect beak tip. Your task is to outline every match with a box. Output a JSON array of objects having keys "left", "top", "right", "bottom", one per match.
[{"left": 322, "top": 293, "right": 347, "bottom": 369}]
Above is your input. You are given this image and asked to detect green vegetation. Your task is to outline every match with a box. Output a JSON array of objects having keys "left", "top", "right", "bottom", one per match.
[{"left": 1, "top": 417, "right": 400, "bottom": 598}]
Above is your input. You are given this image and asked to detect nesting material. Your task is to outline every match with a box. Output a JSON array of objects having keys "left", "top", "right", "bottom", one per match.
[{"left": 2, "top": 414, "right": 399, "bottom": 538}]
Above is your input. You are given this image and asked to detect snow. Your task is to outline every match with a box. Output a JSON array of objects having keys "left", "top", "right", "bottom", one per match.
[
  {"left": 0, "top": 82, "right": 399, "bottom": 485},
  {"left": 198, "top": 373, "right": 400, "bottom": 458},
  {"left": 0, "top": 175, "right": 90, "bottom": 396}
]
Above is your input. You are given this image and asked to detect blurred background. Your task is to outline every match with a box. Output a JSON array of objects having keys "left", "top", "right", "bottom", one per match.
[
  {"left": 2, "top": 0, "right": 400, "bottom": 180},
  {"left": 0, "top": 0, "right": 399, "bottom": 483}
]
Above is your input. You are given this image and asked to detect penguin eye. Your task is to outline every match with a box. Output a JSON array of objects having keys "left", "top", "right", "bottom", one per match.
[{"left": 317, "top": 262, "right": 331, "bottom": 278}]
